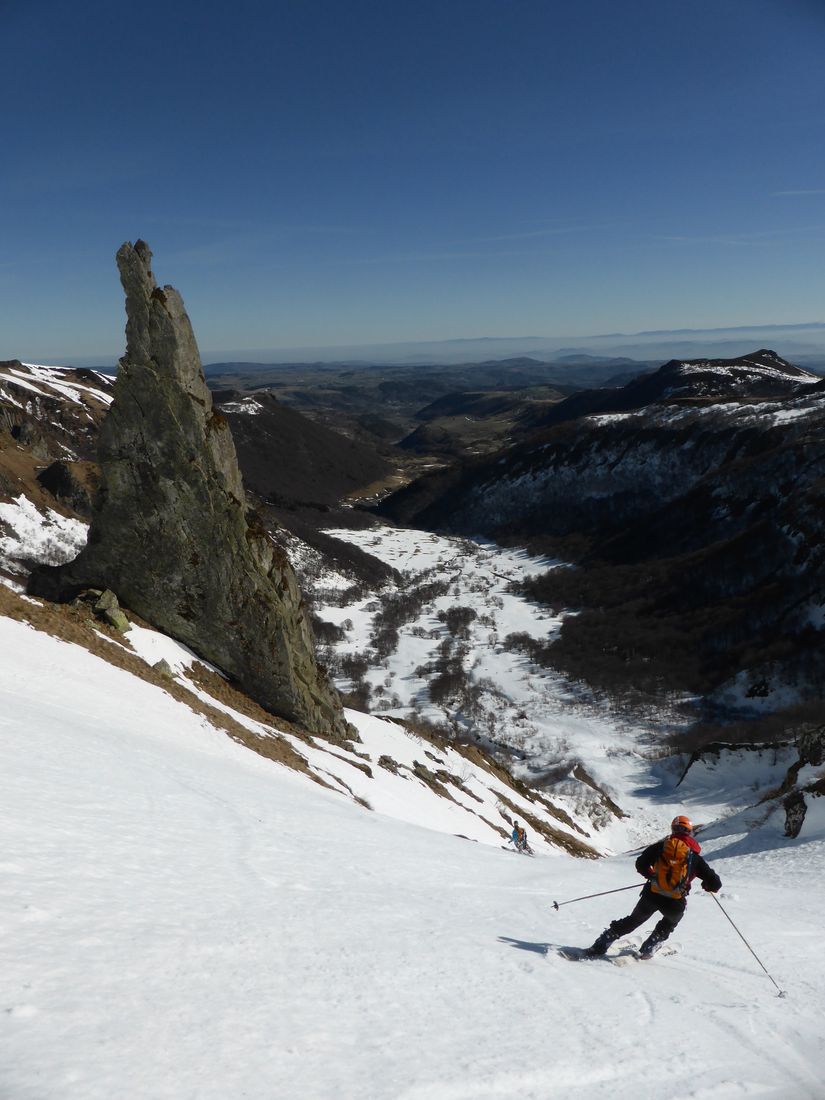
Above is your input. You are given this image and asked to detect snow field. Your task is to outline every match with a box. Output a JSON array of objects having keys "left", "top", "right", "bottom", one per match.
[{"left": 2, "top": 616, "right": 824, "bottom": 1099}]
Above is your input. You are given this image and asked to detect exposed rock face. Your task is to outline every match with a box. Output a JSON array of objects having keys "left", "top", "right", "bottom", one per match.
[
  {"left": 780, "top": 725, "right": 825, "bottom": 837},
  {"left": 798, "top": 726, "right": 825, "bottom": 768},
  {"left": 36, "top": 460, "right": 100, "bottom": 516},
  {"left": 783, "top": 791, "right": 807, "bottom": 838},
  {"left": 29, "top": 241, "right": 349, "bottom": 740}
]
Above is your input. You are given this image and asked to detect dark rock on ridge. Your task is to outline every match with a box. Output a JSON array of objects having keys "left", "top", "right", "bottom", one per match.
[
  {"left": 36, "top": 460, "right": 100, "bottom": 516},
  {"left": 29, "top": 241, "right": 350, "bottom": 740},
  {"left": 781, "top": 725, "right": 825, "bottom": 837}
]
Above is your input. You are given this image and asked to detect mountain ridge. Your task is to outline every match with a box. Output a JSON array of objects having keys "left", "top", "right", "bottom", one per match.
[{"left": 376, "top": 350, "right": 825, "bottom": 714}]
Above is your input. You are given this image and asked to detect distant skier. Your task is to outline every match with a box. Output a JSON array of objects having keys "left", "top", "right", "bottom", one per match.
[
  {"left": 511, "top": 821, "right": 529, "bottom": 852},
  {"left": 583, "top": 815, "right": 721, "bottom": 959}
]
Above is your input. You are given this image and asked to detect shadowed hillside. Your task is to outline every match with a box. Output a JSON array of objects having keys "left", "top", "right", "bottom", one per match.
[{"left": 376, "top": 351, "right": 825, "bottom": 716}]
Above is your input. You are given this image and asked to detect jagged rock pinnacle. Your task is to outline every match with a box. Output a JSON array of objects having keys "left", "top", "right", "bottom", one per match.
[{"left": 29, "top": 241, "right": 350, "bottom": 740}]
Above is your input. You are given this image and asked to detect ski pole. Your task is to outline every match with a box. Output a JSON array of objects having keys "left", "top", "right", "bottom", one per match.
[
  {"left": 552, "top": 883, "right": 640, "bottom": 911},
  {"left": 710, "top": 893, "right": 786, "bottom": 998}
]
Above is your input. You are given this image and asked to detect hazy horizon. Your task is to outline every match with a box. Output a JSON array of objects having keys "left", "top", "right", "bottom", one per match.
[{"left": 30, "top": 320, "right": 825, "bottom": 373}]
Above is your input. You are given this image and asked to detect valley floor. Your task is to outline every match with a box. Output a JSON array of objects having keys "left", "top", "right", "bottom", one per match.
[{"left": 2, "top": 617, "right": 822, "bottom": 1100}]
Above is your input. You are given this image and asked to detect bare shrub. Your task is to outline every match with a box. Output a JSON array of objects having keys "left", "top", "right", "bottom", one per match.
[
  {"left": 437, "top": 605, "right": 477, "bottom": 639},
  {"left": 309, "top": 613, "right": 346, "bottom": 645},
  {"left": 342, "top": 682, "right": 372, "bottom": 711},
  {"left": 341, "top": 653, "right": 370, "bottom": 682}
]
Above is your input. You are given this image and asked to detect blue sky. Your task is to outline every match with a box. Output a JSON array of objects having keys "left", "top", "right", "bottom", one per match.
[{"left": 2, "top": 0, "right": 824, "bottom": 362}]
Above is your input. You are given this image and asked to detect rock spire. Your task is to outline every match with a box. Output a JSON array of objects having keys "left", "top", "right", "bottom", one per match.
[{"left": 29, "top": 240, "right": 349, "bottom": 740}]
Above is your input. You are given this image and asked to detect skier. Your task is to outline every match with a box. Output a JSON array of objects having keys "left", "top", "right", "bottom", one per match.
[
  {"left": 584, "top": 814, "right": 721, "bottom": 959},
  {"left": 510, "top": 821, "right": 530, "bottom": 852}
]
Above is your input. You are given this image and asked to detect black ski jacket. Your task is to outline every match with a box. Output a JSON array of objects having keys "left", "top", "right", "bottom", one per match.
[{"left": 634, "top": 838, "right": 722, "bottom": 897}]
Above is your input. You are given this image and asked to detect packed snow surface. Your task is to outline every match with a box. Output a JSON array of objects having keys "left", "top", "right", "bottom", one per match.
[{"left": 2, "top": 615, "right": 823, "bottom": 1099}]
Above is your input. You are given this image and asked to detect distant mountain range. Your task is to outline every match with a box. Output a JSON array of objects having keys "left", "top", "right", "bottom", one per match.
[
  {"left": 197, "top": 322, "right": 825, "bottom": 367},
  {"left": 61, "top": 321, "right": 825, "bottom": 372}
]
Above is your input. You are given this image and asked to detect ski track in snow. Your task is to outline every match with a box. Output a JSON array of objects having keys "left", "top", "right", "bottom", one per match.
[{"left": 2, "top": 615, "right": 824, "bottom": 1099}]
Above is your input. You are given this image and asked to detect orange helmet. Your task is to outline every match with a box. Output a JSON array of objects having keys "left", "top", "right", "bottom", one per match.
[{"left": 671, "top": 815, "right": 694, "bottom": 835}]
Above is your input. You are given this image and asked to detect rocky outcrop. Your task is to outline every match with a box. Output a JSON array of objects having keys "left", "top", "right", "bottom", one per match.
[
  {"left": 783, "top": 791, "right": 807, "bottom": 838},
  {"left": 798, "top": 726, "right": 825, "bottom": 767},
  {"left": 29, "top": 241, "right": 350, "bottom": 740},
  {"left": 36, "top": 460, "right": 100, "bottom": 516},
  {"left": 781, "top": 726, "right": 825, "bottom": 837}
]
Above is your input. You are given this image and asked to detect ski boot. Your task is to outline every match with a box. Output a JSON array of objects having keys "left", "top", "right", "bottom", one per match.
[
  {"left": 584, "top": 928, "right": 617, "bottom": 958},
  {"left": 638, "top": 931, "right": 666, "bottom": 959}
]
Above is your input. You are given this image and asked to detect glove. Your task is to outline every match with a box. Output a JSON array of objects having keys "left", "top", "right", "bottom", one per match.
[{"left": 702, "top": 882, "right": 718, "bottom": 893}]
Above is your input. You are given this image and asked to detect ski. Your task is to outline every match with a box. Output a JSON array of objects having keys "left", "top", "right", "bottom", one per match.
[
  {"left": 555, "top": 944, "right": 676, "bottom": 964},
  {"left": 555, "top": 947, "right": 594, "bottom": 961}
]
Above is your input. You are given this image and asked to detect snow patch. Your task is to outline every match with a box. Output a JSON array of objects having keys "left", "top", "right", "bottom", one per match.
[
  {"left": 218, "top": 398, "right": 264, "bottom": 415},
  {"left": 0, "top": 494, "right": 88, "bottom": 572}
]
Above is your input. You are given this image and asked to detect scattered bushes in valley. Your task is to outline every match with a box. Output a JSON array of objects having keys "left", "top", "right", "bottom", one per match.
[
  {"left": 341, "top": 681, "right": 372, "bottom": 711},
  {"left": 368, "top": 576, "right": 451, "bottom": 659},
  {"left": 335, "top": 651, "right": 372, "bottom": 711}
]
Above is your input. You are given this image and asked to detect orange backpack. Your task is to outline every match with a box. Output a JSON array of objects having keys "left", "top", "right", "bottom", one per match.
[{"left": 650, "top": 836, "right": 694, "bottom": 899}]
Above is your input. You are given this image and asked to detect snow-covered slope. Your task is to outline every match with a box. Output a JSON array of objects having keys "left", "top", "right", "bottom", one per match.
[
  {"left": 0, "top": 362, "right": 112, "bottom": 551},
  {"left": 0, "top": 495, "right": 89, "bottom": 584},
  {"left": 2, "top": 614, "right": 822, "bottom": 1099},
  {"left": 0, "top": 361, "right": 113, "bottom": 416}
]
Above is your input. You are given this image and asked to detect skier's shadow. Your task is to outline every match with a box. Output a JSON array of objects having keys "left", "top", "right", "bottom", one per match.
[{"left": 497, "top": 935, "right": 552, "bottom": 956}]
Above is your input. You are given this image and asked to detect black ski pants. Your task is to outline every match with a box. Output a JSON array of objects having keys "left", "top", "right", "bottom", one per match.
[{"left": 608, "top": 886, "right": 685, "bottom": 943}]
